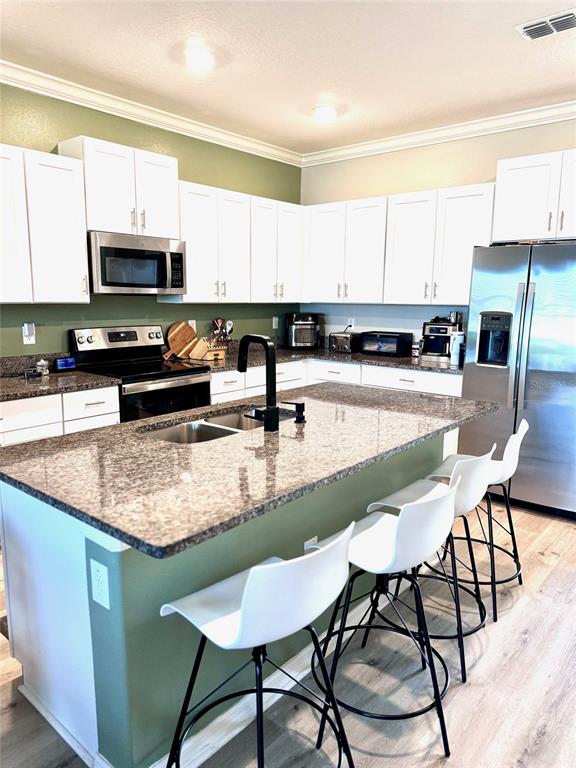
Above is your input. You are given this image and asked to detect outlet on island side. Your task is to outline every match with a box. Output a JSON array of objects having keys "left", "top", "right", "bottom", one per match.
[
  {"left": 304, "top": 535, "right": 318, "bottom": 552},
  {"left": 90, "top": 558, "right": 111, "bottom": 610}
]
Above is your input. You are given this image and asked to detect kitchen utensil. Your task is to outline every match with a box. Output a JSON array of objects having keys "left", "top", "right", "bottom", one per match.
[{"left": 163, "top": 322, "right": 198, "bottom": 360}]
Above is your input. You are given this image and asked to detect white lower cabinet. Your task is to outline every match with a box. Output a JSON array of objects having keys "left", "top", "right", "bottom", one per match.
[
  {"left": 64, "top": 412, "right": 120, "bottom": 435},
  {"left": 361, "top": 364, "right": 462, "bottom": 397},
  {"left": 62, "top": 387, "right": 119, "bottom": 421},
  {"left": 1, "top": 422, "right": 64, "bottom": 447},
  {"left": 307, "top": 360, "right": 362, "bottom": 385}
]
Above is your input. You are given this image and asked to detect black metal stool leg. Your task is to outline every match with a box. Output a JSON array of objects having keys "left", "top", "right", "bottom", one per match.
[
  {"left": 321, "top": 585, "right": 345, "bottom": 657},
  {"left": 409, "top": 574, "right": 450, "bottom": 758},
  {"left": 307, "top": 626, "right": 356, "bottom": 768},
  {"left": 166, "top": 634, "right": 207, "bottom": 768},
  {"left": 410, "top": 568, "right": 426, "bottom": 670},
  {"left": 502, "top": 483, "right": 523, "bottom": 586},
  {"left": 360, "top": 583, "right": 380, "bottom": 649},
  {"left": 486, "top": 493, "right": 498, "bottom": 622},
  {"left": 253, "top": 646, "right": 266, "bottom": 768},
  {"left": 461, "top": 515, "right": 483, "bottom": 606},
  {"left": 447, "top": 534, "right": 467, "bottom": 683}
]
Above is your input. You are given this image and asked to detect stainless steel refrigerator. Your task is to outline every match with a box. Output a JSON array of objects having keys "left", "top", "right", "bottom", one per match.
[{"left": 459, "top": 241, "right": 576, "bottom": 515}]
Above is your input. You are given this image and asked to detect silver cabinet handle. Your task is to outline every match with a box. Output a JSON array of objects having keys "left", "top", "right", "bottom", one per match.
[
  {"left": 433, "top": 282, "right": 438, "bottom": 299},
  {"left": 221, "top": 280, "right": 227, "bottom": 297},
  {"left": 560, "top": 210, "right": 565, "bottom": 231},
  {"left": 130, "top": 208, "right": 137, "bottom": 232},
  {"left": 337, "top": 283, "right": 341, "bottom": 298},
  {"left": 273, "top": 283, "right": 278, "bottom": 299},
  {"left": 399, "top": 378, "right": 415, "bottom": 383},
  {"left": 277, "top": 372, "right": 286, "bottom": 376},
  {"left": 424, "top": 282, "right": 429, "bottom": 299},
  {"left": 547, "top": 211, "right": 552, "bottom": 232},
  {"left": 82, "top": 275, "right": 89, "bottom": 295},
  {"left": 85, "top": 401, "right": 106, "bottom": 407},
  {"left": 214, "top": 280, "right": 220, "bottom": 296},
  {"left": 279, "top": 283, "right": 284, "bottom": 299},
  {"left": 344, "top": 282, "right": 349, "bottom": 298},
  {"left": 224, "top": 379, "right": 239, "bottom": 385},
  {"left": 517, "top": 282, "right": 535, "bottom": 410},
  {"left": 328, "top": 370, "right": 341, "bottom": 375},
  {"left": 507, "top": 283, "right": 526, "bottom": 409},
  {"left": 140, "top": 209, "right": 146, "bottom": 230}
]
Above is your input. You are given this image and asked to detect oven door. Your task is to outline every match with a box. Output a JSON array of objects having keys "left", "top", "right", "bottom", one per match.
[{"left": 121, "top": 375, "right": 211, "bottom": 421}]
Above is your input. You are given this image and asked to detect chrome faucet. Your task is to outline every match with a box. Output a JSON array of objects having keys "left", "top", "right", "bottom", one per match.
[{"left": 237, "top": 334, "right": 280, "bottom": 432}]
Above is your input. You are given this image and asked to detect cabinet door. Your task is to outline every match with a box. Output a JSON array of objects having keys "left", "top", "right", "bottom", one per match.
[
  {"left": 384, "top": 191, "right": 436, "bottom": 304},
  {"left": 217, "top": 190, "right": 251, "bottom": 303},
  {"left": 344, "top": 197, "right": 387, "bottom": 303},
  {"left": 173, "top": 182, "right": 219, "bottom": 303},
  {"left": 82, "top": 138, "right": 137, "bottom": 234},
  {"left": 24, "top": 151, "right": 89, "bottom": 303},
  {"left": 0, "top": 144, "right": 33, "bottom": 302},
  {"left": 492, "top": 152, "right": 563, "bottom": 242},
  {"left": 134, "top": 149, "right": 180, "bottom": 238},
  {"left": 432, "top": 183, "right": 494, "bottom": 305},
  {"left": 277, "top": 202, "right": 303, "bottom": 303},
  {"left": 557, "top": 149, "right": 576, "bottom": 239},
  {"left": 303, "top": 202, "right": 346, "bottom": 303},
  {"left": 250, "top": 196, "right": 278, "bottom": 303}
]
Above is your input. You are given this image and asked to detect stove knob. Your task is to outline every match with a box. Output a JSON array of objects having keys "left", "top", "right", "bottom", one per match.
[
  {"left": 155, "top": 332, "right": 162, "bottom": 339},
  {"left": 148, "top": 332, "right": 156, "bottom": 339},
  {"left": 77, "top": 335, "right": 85, "bottom": 344},
  {"left": 87, "top": 336, "right": 94, "bottom": 344}
]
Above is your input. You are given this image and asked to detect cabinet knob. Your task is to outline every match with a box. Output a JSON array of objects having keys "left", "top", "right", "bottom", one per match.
[{"left": 560, "top": 210, "right": 565, "bottom": 232}]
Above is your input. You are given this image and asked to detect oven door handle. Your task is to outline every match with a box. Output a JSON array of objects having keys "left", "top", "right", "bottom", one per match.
[{"left": 122, "top": 374, "right": 211, "bottom": 395}]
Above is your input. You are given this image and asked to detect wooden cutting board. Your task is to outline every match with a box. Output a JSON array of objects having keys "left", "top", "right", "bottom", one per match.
[{"left": 163, "top": 322, "right": 198, "bottom": 360}]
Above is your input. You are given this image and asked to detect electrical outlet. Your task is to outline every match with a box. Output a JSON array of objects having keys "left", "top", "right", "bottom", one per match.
[
  {"left": 22, "top": 322, "right": 36, "bottom": 345},
  {"left": 90, "top": 559, "right": 110, "bottom": 609},
  {"left": 272, "top": 316, "right": 279, "bottom": 330},
  {"left": 304, "top": 535, "right": 319, "bottom": 552},
  {"left": 346, "top": 318, "right": 355, "bottom": 329},
  {"left": 188, "top": 320, "right": 197, "bottom": 332}
]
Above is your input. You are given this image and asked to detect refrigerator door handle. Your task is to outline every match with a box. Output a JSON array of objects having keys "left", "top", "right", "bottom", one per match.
[
  {"left": 517, "top": 282, "right": 535, "bottom": 410},
  {"left": 506, "top": 282, "right": 526, "bottom": 409}
]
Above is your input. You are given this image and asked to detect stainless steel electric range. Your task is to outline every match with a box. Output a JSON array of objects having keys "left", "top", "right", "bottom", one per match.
[{"left": 69, "top": 325, "right": 211, "bottom": 422}]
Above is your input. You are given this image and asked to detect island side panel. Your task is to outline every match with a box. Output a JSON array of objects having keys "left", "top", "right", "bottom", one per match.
[{"left": 87, "top": 436, "right": 443, "bottom": 768}]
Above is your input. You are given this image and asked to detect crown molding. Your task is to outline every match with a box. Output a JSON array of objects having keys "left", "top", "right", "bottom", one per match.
[
  {"left": 0, "top": 60, "right": 302, "bottom": 167},
  {"left": 2, "top": 60, "right": 575, "bottom": 171},
  {"left": 300, "top": 100, "right": 576, "bottom": 167}
]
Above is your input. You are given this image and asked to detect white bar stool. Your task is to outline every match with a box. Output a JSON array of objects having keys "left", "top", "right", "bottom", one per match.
[
  {"left": 365, "top": 446, "right": 495, "bottom": 683},
  {"left": 160, "top": 524, "right": 356, "bottom": 768},
  {"left": 428, "top": 419, "right": 529, "bottom": 622},
  {"left": 313, "top": 480, "right": 460, "bottom": 759}
]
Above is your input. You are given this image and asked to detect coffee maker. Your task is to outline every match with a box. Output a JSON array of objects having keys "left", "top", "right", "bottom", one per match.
[
  {"left": 420, "top": 312, "right": 463, "bottom": 364},
  {"left": 284, "top": 312, "right": 321, "bottom": 350}
]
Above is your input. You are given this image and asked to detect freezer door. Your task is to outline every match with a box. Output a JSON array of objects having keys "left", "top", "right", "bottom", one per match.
[
  {"left": 511, "top": 242, "right": 576, "bottom": 512},
  {"left": 459, "top": 245, "right": 531, "bottom": 461}
]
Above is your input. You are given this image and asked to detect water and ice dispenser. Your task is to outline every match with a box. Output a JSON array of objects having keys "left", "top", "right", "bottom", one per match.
[{"left": 477, "top": 312, "right": 512, "bottom": 366}]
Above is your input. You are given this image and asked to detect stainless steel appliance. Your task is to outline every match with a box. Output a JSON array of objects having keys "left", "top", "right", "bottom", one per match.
[
  {"left": 358, "top": 331, "right": 413, "bottom": 357},
  {"left": 460, "top": 241, "right": 576, "bottom": 515},
  {"left": 89, "top": 231, "right": 186, "bottom": 295},
  {"left": 329, "top": 326, "right": 361, "bottom": 353},
  {"left": 285, "top": 312, "right": 321, "bottom": 349},
  {"left": 70, "top": 325, "right": 210, "bottom": 421},
  {"left": 421, "top": 316, "right": 462, "bottom": 363}
]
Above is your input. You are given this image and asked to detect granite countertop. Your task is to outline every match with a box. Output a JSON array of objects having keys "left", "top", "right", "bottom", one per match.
[
  {"left": 0, "top": 383, "right": 496, "bottom": 558},
  {"left": 0, "top": 371, "right": 121, "bottom": 402},
  {"left": 210, "top": 347, "right": 463, "bottom": 375}
]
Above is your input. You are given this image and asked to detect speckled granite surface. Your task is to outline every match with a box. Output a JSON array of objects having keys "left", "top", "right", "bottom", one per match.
[
  {"left": 0, "top": 383, "right": 496, "bottom": 558},
  {"left": 0, "top": 371, "right": 121, "bottom": 402}
]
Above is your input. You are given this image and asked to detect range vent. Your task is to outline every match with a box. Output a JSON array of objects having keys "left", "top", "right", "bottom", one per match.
[{"left": 517, "top": 8, "right": 576, "bottom": 39}]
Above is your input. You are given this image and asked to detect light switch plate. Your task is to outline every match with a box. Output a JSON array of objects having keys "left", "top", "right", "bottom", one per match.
[
  {"left": 272, "top": 316, "right": 279, "bottom": 330},
  {"left": 90, "top": 559, "right": 110, "bottom": 609},
  {"left": 22, "top": 322, "right": 36, "bottom": 345}
]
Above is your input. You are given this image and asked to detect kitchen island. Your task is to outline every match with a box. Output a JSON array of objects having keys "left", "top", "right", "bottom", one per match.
[{"left": 0, "top": 383, "right": 497, "bottom": 768}]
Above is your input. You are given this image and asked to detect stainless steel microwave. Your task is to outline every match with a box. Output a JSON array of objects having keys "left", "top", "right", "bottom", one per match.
[{"left": 89, "top": 231, "right": 186, "bottom": 295}]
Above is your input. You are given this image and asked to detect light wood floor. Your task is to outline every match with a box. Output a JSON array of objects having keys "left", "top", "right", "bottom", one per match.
[{"left": 1, "top": 504, "right": 575, "bottom": 768}]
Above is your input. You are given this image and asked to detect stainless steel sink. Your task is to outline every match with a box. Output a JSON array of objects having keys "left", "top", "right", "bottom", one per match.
[
  {"left": 204, "top": 408, "right": 294, "bottom": 431},
  {"left": 147, "top": 421, "right": 235, "bottom": 444}
]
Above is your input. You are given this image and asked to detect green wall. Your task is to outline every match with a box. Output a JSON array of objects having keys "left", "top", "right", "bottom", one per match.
[{"left": 0, "top": 85, "right": 301, "bottom": 357}]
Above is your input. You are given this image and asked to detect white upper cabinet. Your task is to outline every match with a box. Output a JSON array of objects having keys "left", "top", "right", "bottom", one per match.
[
  {"left": 303, "top": 202, "right": 346, "bottom": 303},
  {"left": 344, "top": 197, "right": 387, "bottom": 303},
  {"left": 217, "top": 189, "right": 251, "bottom": 303},
  {"left": 133, "top": 149, "right": 180, "bottom": 238},
  {"left": 276, "top": 202, "right": 302, "bottom": 303},
  {"left": 0, "top": 144, "right": 33, "bottom": 303},
  {"left": 492, "top": 151, "right": 563, "bottom": 242},
  {"left": 250, "top": 196, "right": 278, "bottom": 303},
  {"left": 432, "top": 183, "right": 494, "bottom": 305},
  {"left": 384, "top": 190, "right": 437, "bottom": 304},
  {"left": 58, "top": 136, "right": 179, "bottom": 238},
  {"left": 24, "top": 150, "right": 89, "bottom": 303},
  {"left": 557, "top": 149, "right": 576, "bottom": 239}
]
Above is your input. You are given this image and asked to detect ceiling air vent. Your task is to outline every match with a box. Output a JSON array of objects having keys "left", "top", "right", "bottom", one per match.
[{"left": 516, "top": 8, "right": 576, "bottom": 39}]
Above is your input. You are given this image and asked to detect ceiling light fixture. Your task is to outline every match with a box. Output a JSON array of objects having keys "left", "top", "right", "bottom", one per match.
[
  {"left": 312, "top": 104, "right": 338, "bottom": 124},
  {"left": 185, "top": 36, "right": 215, "bottom": 74}
]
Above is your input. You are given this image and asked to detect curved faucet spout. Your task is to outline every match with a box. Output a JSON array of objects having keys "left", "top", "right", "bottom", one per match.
[{"left": 237, "top": 335, "right": 278, "bottom": 430}]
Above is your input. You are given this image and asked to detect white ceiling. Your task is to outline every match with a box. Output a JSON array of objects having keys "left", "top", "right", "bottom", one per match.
[{"left": 1, "top": 0, "right": 575, "bottom": 155}]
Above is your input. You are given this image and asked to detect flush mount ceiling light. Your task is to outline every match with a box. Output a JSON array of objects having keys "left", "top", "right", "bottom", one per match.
[
  {"left": 185, "top": 36, "right": 215, "bottom": 74},
  {"left": 516, "top": 8, "right": 576, "bottom": 39},
  {"left": 312, "top": 104, "right": 338, "bottom": 124}
]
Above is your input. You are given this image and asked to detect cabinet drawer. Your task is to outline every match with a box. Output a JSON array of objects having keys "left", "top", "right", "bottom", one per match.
[
  {"left": 211, "top": 391, "right": 246, "bottom": 405},
  {"left": 245, "top": 361, "right": 307, "bottom": 389},
  {"left": 361, "top": 364, "right": 462, "bottom": 396},
  {"left": 62, "top": 386, "right": 119, "bottom": 421},
  {"left": 1, "top": 421, "right": 63, "bottom": 447},
  {"left": 0, "top": 394, "right": 62, "bottom": 433},
  {"left": 210, "top": 370, "right": 246, "bottom": 395},
  {"left": 64, "top": 412, "right": 121, "bottom": 435},
  {"left": 307, "top": 360, "right": 362, "bottom": 385}
]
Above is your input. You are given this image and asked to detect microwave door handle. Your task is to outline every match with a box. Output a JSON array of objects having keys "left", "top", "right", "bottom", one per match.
[
  {"left": 165, "top": 251, "right": 172, "bottom": 289},
  {"left": 506, "top": 282, "right": 526, "bottom": 409},
  {"left": 517, "top": 283, "right": 535, "bottom": 410}
]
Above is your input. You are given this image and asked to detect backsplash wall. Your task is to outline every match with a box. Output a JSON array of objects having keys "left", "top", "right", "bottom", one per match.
[{"left": 0, "top": 298, "right": 297, "bottom": 356}]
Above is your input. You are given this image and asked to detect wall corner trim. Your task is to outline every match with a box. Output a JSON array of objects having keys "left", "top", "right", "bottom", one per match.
[{"left": 0, "top": 60, "right": 302, "bottom": 167}]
